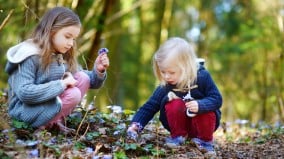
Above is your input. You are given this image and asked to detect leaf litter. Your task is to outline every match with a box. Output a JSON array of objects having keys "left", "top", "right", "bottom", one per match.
[{"left": 0, "top": 102, "right": 283, "bottom": 159}]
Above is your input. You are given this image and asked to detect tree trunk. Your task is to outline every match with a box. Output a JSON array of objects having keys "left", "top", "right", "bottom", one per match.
[{"left": 86, "top": 0, "right": 114, "bottom": 69}]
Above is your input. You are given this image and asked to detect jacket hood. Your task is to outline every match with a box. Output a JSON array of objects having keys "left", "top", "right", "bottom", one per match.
[
  {"left": 5, "top": 39, "right": 41, "bottom": 74},
  {"left": 198, "top": 63, "right": 205, "bottom": 71},
  {"left": 6, "top": 39, "right": 40, "bottom": 64}
]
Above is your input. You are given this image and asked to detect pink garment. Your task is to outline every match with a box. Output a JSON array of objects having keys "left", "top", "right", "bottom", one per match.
[
  {"left": 46, "top": 71, "right": 90, "bottom": 126},
  {"left": 165, "top": 98, "right": 216, "bottom": 141}
]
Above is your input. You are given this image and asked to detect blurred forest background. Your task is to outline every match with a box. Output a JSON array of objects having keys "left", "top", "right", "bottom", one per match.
[{"left": 0, "top": 0, "right": 283, "bottom": 126}]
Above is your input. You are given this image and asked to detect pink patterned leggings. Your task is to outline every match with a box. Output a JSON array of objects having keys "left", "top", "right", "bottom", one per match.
[{"left": 46, "top": 71, "right": 90, "bottom": 126}]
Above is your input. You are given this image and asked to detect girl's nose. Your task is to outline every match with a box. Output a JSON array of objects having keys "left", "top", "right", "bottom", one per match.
[
  {"left": 67, "top": 39, "right": 74, "bottom": 47},
  {"left": 164, "top": 74, "right": 170, "bottom": 79}
]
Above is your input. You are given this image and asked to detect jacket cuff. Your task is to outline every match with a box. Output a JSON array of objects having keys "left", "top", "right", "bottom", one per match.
[{"left": 95, "top": 69, "right": 106, "bottom": 78}]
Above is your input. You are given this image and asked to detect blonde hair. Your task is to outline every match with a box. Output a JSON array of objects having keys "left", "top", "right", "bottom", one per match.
[
  {"left": 153, "top": 37, "right": 198, "bottom": 90},
  {"left": 30, "top": 7, "right": 81, "bottom": 73}
]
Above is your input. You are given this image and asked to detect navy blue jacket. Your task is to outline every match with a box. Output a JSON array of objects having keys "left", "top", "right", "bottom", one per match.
[{"left": 131, "top": 66, "right": 222, "bottom": 131}]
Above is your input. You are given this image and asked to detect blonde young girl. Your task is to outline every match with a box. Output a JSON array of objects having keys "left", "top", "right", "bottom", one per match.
[
  {"left": 5, "top": 7, "right": 109, "bottom": 133},
  {"left": 127, "top": 37, "right": 222, "bottom": 156}
]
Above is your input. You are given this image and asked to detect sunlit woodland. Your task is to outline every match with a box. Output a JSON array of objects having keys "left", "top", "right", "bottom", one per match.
[
  {"left": 0, "top": 0, "right": 283, "bottom": 158},
  {"left": 1, "top": 0, "right": 282, "bottom": 124}
]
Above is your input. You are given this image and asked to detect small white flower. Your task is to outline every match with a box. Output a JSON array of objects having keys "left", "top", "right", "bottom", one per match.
[{"left": 107, "top": 105, "right": 123, "bottom": 114}]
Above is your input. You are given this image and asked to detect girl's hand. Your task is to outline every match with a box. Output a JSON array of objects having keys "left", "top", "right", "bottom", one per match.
[
  {"left": 95, "top": 53, "right": 109, "bottom": 73},
  {"left": 127, "top": 124, "right": 138, "bottom": 141},
  {"left": 62, "top": 72, "right": 77, "bottom": 88},
  {"left": 185, "top": 100, "right": 199, "bottom": 113}
]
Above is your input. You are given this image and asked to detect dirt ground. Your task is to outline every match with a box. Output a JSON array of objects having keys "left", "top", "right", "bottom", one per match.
[
  {"left": 0, "top": 102, "right": 283, "bottom": 159},
  {"left": 157, "top": 126, "right": 284, "bottom": 159},
  {"left": 1, "top": 123, "right": 284, "bottom": 159}
]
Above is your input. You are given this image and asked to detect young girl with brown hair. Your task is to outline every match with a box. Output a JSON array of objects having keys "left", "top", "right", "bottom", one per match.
[{"left": 5, "top": 7, "right": 109, "bottom": 133}]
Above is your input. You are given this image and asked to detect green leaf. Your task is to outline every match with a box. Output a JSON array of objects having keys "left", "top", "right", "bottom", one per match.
[
  {"left": 114, "top": 150, "right": 128, "bottom": 159},
  {"left": 11, "top": 119, "right": 31, "bottom": 129},
  {"left": 123, "top": 109, "right": 135, "bottom": 115},
  {"left": 124, "top": 143, "right": 137, "bottom": 150}
]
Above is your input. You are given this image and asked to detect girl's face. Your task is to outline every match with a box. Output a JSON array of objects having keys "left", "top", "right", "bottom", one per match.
[
  {"left": 158, "top": 62, "right": 181, "bottom": 85},
  {"left": 52, "top": 25, "right": 80, "bottom": 53}
]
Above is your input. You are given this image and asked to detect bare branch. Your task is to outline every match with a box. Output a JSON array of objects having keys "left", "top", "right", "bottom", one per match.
[
  {"left": 0, "top": 9, "right": 14, "bottom": 32},
  {"left": 105, "top": 0, "right": 148, "bottom": 25}
]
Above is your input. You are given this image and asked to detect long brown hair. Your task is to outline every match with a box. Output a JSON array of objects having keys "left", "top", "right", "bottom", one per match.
[{"left": 30, "top": 7, "right": 81, "bottom": 73}]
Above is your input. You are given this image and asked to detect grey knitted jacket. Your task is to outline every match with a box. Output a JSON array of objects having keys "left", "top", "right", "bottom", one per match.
[{"left": 5, "top": 40, "right": 106, "bottom": 127}]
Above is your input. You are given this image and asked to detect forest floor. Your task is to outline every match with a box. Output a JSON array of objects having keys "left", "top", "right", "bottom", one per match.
[{"left": 0, "top": 97, "right": 283, "bottom": 159}]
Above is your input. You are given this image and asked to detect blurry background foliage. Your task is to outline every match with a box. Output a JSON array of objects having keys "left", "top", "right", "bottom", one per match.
[{"left": 0, "top": 0, "right": 283, "bottom": 125}]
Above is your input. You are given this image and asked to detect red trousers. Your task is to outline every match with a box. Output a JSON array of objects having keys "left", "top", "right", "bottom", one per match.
[{"left": 165, "top": 99, "right": 216, "bottom": 142}]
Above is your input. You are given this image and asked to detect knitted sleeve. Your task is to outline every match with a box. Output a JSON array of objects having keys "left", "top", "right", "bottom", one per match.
[
  {"left": 131, "top": 86, "right": 165, "bottom": 128},
  {"left": 82, "top": 69, "right": 106, "bottom": 89},
  {"left": 196, "top": 69, "right": 223, "bottom": 113},
  {"left": 13, "top": 57, "right": 65, "bottom": 104}
]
